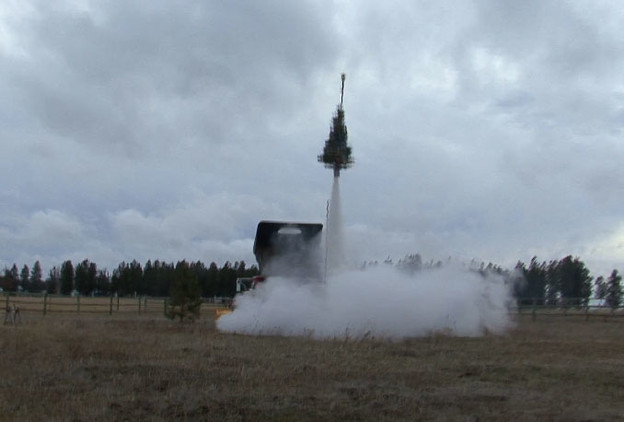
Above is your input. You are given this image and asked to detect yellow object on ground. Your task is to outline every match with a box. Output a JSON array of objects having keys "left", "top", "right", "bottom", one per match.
[{"left": 215, "top": 308, "right": 233, "bottom": 319}]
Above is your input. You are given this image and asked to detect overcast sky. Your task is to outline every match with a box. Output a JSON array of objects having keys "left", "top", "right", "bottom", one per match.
[{"left": 1, "top": 0, "right": 623, "bottom": 277}]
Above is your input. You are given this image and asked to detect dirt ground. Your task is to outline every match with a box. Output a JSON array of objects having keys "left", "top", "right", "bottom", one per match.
[{"left": 1, "top": 312, "right": 623, "bottom": 421}]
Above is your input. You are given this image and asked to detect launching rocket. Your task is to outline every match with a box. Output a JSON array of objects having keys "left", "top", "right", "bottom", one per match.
[{"left": 318, "top": 73, "right": 353, "bottom": 178}]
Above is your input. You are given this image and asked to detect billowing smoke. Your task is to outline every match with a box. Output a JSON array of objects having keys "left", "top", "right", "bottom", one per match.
[
  {"left": 217, "top": 177, "right": 514, "bottom": 339},
  {"left": 325, "top": 177, "right": 345, "bottom": 274},
  {"left": 216, "top": 264, "right": 513, "bottom": 339}
]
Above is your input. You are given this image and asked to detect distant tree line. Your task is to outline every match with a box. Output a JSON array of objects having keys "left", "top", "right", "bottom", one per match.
[
  {"left": 0, "top": 259, "right": 259, "bottom": 298},
  {"left": 512, "top": 256, "right": 594, "bottom": 306},
  {"left": 508, "top": 256, "right": 622, "bottom": 309},
  {"left": 1, "top": 253, "right": 622, "bottom": 308},
  {"left": 374, "top": 253, "right": 623, "bottom": 309}
]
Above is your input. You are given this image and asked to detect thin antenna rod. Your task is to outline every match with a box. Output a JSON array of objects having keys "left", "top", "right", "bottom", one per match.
[{"left": 340, "top": 73, "right": 346, "bottom": 109}]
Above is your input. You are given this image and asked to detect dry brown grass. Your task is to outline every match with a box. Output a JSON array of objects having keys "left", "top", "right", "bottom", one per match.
[{"left": 1, "top": 312, "right": 623, "bottom": 421}]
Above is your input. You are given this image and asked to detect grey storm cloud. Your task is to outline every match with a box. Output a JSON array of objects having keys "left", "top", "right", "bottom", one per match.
[
  {"left": 6, "top": 1, "right": 339, "bottom": 153},
  {"left": 1, "top": 0, "right": 624, "bottom": 276}
]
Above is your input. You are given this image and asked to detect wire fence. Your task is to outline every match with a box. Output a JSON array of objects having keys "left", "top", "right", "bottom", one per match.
[
  {"left": 513, "top": 298, "right": 624, "bottom": 321},
  {"left": 3, "top": 293, "right": 623, "bottom": 321},
  {"left": 1, "top": 293, "right": 230, "bottom": 318}
]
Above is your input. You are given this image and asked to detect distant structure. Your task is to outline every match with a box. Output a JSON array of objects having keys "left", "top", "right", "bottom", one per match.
[{"left": 318, "top": 73, "right": 353, "bottom": 177}]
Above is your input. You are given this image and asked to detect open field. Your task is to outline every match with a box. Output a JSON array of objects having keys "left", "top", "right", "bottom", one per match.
[{"left": 1, "top": 313, "right": 623, "bottom": 421}]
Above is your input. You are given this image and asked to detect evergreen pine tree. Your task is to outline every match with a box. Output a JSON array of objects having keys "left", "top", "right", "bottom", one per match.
[
  {"left": 605, "top": 270, "right": 623, "bottom": 309},
  {"left": 594, "top": 276, "right": 607, "bottom": 301},
  {"left": 30, "top": 261, "right": 43, "bottom": 292},
  {"left": 60, "top": 260, "right": 74, "bottom": 295},
  {"left": 95, "top": 270, "right": 110, "bottom": 295},
  {"left": 557, "top": 256, "right": 592, "bottom": 306},
  {"left": 165, "top": 261, "right": 202, "bottom": 322},
  {"left": 47, "top": 267, "right": 60, "bottom": 294},
  {"left": 19, "top": 265, "right": 30, "bottom": 291}
]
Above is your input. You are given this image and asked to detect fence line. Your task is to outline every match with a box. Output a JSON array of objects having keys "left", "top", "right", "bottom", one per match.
[
  {"left": 514, "top": 298, "right": 624, "bottom": 321},
  {"left": 2, "top": 293, "right": 163, "bottom": 316},
  {"left": 3, "top": 293, "right": 623, "bottom": 320},
  {"left": 2, "top": 293, "right": 230, "bottom": 317}
]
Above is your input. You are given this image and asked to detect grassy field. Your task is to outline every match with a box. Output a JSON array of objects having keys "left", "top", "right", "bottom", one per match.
[{"left": 1, "top": 312, "right": 623, "bottom": 421}]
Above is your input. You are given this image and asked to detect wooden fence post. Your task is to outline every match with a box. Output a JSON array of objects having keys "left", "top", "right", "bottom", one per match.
[
  {"left": 43, "top": 294, "right": 47, "bottom": 316},
  {"left": 109, "top": 296, "right": 113, "bottom": 315},
  {"left": 138, "top": 296, "right": 142, "bottom": 315},
  {"left": 77, "top": 295, "right": 80, "bottom": 313},
  {"left": 116, "top": 295, "right": 120, "bottom": 311}
]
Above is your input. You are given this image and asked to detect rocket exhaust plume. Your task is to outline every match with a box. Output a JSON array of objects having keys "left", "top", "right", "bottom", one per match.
[
  {"left": 217, "top": 265, "right": 513, "bottom": 339},
  {"left": 325, "top": 177, "right": 345, "bottom": 274},
  {"left": 217, "top": 74, "right": 514, "bottom": 339}
]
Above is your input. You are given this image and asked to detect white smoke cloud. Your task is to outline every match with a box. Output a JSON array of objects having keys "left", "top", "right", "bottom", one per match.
[{"left": 217, "top": 264, "right": 513, "bottom": 340}]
